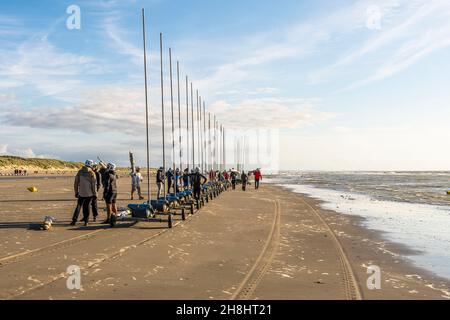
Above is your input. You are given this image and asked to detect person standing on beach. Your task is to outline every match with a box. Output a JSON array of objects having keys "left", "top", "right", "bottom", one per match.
[
  {"left": 166, "top": 168, "right": 174, "bottom": 194},
  {"left": 130, "top": 167, "right": 144, "bottom": 200},
  {"left": 71, "top": 160, "right": 97, "bottom": 226},
  {"left": 224, "top": 170, "right": 230, "bottom": 187},
  {"left": 230, "top": 169, "right": 237, "bottom": 190},
  {"left": 91, "top": 163, "right": 102, "bottom": 222},
  {"left": 175, "top": 168, "right": 181, "bottom": 193},
  {"left": 182, "top": 168, "right": 190, "bottom": 190},
  {"left": 241, "top": 171, "right": 248, "bottom": 191},
  {"left": 102, "top": 163, "right": 118, "bottom": 224},
  {"left": 254, "top": 168, "right": 262, "bottom": 190},
  {"left": 97, "top": 161, "right": 109, "bottom": 200},
  {"left": 190, "top": 167, "right": 207, "bottom": 201},
  {"left": 156, "top": 167, "right": 165, "bottom": 199}
]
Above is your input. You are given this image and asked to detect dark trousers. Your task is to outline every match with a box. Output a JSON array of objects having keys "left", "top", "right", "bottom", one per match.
[
  {"left": 72, "top": 197, "right": 93, "bottom": 222},
  {"left": 255, "top": 179, "right": 260, "bottom": 189},
  {"left": 232, "top": 180, "right": 236, "bottom": 189},
  {"left": 193, "top": 187, "right": 201, "bottom": 200},
  {"left": 91, "top": 196, "right": 98, "bottom": 218},
  {"left": 242, "top": 182, "right": 247, "bottom": 191}
]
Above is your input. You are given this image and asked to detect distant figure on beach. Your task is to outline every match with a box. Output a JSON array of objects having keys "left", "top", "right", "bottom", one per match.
[
  {"left": 230, "top": 169, "right": 237, "bottom": 190},
  {"left": 182, "top": 168, "right": 190, "bottom": 190},
  {"left": 167, "top": 168, "right": 174, "bottom": 194},
  {"left": 224, "top": 170, "right": 229, "bottom": 185},
  {"left": 103, "top": 163, "right": 118, "bottom": 224},
  {"left": 190, "top": 167, "right": 207, "bottom": 201},
  {"left": 218, "top": 171, "right": 224, "bottom": 182},
  {"left": 91, "top": 163, "right": 102, "bottom": 222},
  {"left": 209, "top": 169, "right": 215, "bottom": 182},
  {"left": 97, "top": 160, "right": 109, "bottom": 200},
  {"left": 156, "top": 167, "right": 165, "bottom": 198},
  {"left": 254, "top": 168, "right": 262, "bottom": 190},
  {"left": 241, "top": 172, "right": 248, "bottom": 191},
  {"left": 175, "top": 168, "right": 181, "bottom": 193},
  {"left": 130, "top": 167, "right": 144, "bottom": 200},
  {"left": 71, "top": 160, "right": 97, "bottom": 226}
]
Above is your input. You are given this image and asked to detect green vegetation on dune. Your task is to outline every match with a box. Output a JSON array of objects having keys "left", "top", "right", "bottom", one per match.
[{"left": 0, "top": 156, "right": 83, "bottom": 170}]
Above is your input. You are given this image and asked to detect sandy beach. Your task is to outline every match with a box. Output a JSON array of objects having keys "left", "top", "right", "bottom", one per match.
[{"left": 0, "top": 175, "right": 449, "bottom": 300}]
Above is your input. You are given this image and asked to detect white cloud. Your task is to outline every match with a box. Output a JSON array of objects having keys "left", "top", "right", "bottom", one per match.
[
  {"left": 281, "top": 124, "right": 450, "bottom": 171},
  {"left": 310, "top": 0, "right": 450, "bottom": 90},
  {"left": 0, "top": 144, "right": 36, "bottom": 158},
  {"left": 208, "top": 98, "right": 332, "bottom": 130},
  {"left": 0, "top": 37, "right": 102, "bottom": 100},
  {"left": 104, "top": 16, "right": 142, "bottom": 64},
  {"left": 0, "top": 93, "right": 15, "bottom": 103},
  {"left": 1, "top": 85, "right": 150, "bottom": 134},
  {"left": 0, "top": 14, "right": 24, "bottom": 36}
]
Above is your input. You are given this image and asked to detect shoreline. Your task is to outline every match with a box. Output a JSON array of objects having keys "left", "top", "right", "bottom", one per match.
[{"left": 271, "top": 183, "right": 450, "bottom": 299}]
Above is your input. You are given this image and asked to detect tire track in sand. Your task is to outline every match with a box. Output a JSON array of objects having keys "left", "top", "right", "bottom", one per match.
[
  {"left": 300, "top": 197, "right": 363, "bottom": 300},
  {"left": 231, "top": 198, "right": 281, "bottom": 300},
  {"left": 3, "top": 206, "right": 204, "bottom": 299},
  {"left": 231, "top": 195, "right": 363, "bottom": 300}
]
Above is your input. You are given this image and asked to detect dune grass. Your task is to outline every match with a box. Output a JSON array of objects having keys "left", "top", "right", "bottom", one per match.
[{"left": 0, "top": 156, "right": 83, "bottom": 170}]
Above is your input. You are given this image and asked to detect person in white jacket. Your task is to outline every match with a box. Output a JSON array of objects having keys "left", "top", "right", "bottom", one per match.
[{"left": 130, "top": 167, "right": 144, "bottom": 200}]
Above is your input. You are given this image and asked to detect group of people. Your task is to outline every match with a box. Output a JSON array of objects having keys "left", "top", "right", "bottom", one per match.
[
  {"left": 13, "top": 169, "right": 27, "bottom": 175},
  {"left": 156, "top": 167, "right": 207, "bottom": 201},
  {"left": 229, "top": 168, "right": 263, "bottom": 191},
  {"left": 72, "top": 160, "right": 263, "bottom": 226},
  {"left": 155, "top": 166, "right": 263, "bottom": 194},
  {"left": 71, "top": 159, "right": 118, "bottom": 226}
]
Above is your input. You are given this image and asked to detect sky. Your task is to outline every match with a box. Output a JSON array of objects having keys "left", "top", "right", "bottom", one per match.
[{"left": 0, "top": 0, "right": 450, "bottom": 171}]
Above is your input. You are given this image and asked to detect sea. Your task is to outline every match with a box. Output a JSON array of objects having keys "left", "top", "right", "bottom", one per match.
[{"left": 267, "top": 171, "right": 450, "bottom": 280}]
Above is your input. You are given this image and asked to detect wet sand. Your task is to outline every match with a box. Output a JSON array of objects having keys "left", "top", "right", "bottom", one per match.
[{"left": 0, "top": 175, "right": 449, "bottom": 300}]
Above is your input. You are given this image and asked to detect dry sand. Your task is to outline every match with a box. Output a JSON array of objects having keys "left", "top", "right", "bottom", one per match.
[{"left": 0, "top": 175, "right": 449, "bottom": 300}]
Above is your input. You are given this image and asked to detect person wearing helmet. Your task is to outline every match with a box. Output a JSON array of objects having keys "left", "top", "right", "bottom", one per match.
[
  {"left": 71, "top": 160, "right": 97, "bottom": 226},
  {"left": 103, "top": 163, "right": 118, "bottom": 224},
  {"left": 189, "top": 167, "right": 207, "bottom": 201}
]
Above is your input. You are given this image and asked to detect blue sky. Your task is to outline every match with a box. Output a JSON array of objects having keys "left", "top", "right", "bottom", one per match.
[{"left": 1, "top": 0, "right": 450, "bottom": 170}]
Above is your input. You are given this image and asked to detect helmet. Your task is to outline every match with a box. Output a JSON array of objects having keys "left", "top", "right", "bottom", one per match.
[
  {"left": 85, "top": 159, "right": 94, "bottom": 168},
  {"left": 107, "top": 163, "right": 116, "bottom": 171}
]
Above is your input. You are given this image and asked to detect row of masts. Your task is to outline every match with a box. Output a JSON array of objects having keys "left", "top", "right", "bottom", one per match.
[{"left": 142, "top": 9, "right": 232, "bottom": 201}]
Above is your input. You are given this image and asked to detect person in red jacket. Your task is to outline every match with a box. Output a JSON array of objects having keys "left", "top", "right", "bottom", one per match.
[{"left": 254, "top": 168, "right": 262, "bottom": 190}]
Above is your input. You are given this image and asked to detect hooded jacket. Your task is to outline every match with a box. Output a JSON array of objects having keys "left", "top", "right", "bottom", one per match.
[{"left": 74, "top": 166, "right": 97, "bottom": 198}]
